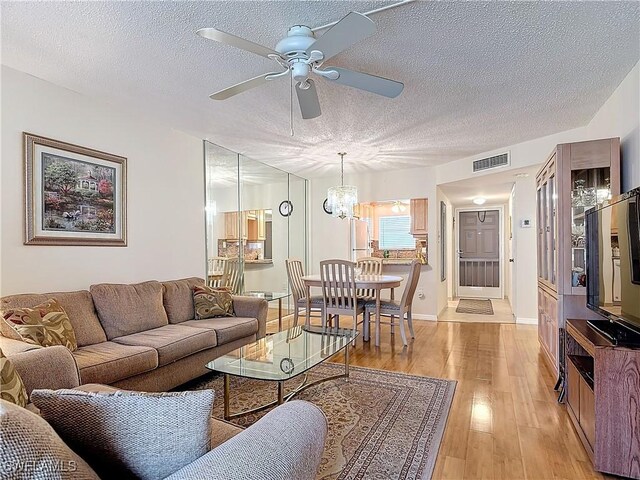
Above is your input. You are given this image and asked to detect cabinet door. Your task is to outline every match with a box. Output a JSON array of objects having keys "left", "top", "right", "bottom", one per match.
[
  {"left": 548, "top": 172, "right": 558, "bottom": 286},
  {"left": 410, "top": 199, "right": 428, "bottom": 235},
  {"left": 537, "top": 287, "right": 546, "bottom": 344},
  {"left": 566, "top": 359, "right": 580, "bottom": 420},
  {"left": 241, "top": 212, "right": 248, "bottom": 240},
  {"left": 579, "top": 379, "right": 596, "bottom": 448},
  {"left": 257, "top": 210, "right": 266, "bottom": 240},
  {"left": 225, "top": 212, "right": 238, "bottom": 239},
  {"left": 546, "top": 292, "right": 559, "bottom": 366}
]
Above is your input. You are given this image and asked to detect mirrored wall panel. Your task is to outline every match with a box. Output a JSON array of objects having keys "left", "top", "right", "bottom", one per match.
[{"left": 204, "top": 141, "right": 307, "bottom": 324}]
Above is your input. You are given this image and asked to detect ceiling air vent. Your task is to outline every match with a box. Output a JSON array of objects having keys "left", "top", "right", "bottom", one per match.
[{"left": 472, "top": 153, "right": 510, "bottom": 173}]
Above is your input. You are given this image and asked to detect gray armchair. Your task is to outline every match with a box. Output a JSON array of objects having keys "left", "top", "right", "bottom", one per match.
[{"left": 4, "top": 346, "right": 327, "bottom": 480}]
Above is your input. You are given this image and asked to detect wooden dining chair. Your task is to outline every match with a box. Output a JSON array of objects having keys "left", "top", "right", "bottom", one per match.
[
  {"left": 285, "top": 258, "right": 323, "bottom": 327},
  {"left": 320, "top": 259, "right": 365, "bottom": 342},
  {"left": 355, "top": 257, "right": 383, "bottom": 299},
  {"left": 364, "top": 259, "right": 421, "bottom": 346},
  {"left": 221, "top": 257, "right": 242, "bottom": 294},
  {"left": 208, "top": 257, "right": 227, "bottom": 287}
]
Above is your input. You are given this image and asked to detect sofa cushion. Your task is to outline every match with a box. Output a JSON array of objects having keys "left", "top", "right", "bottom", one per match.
[
  {"left": 193, "top": 285, "right": 234, "bottom": 319},
  {"left": 73, "top": 342, "right": 158, "bottom": 385},
  {"left": 1, "top": 291, "right": 106, "bottom": 347},
  {"left": 112, "top": 324, "right": 216, "bottom": 367},
  {"left": 90, "top": 281, "right": 168, "bottom": 340},
  {"left": 0, "top": 349, "right": 28, "bottom": 408},
  {"left": 1, "top": 299, "right": 78, "bottom": 352},
  {"left": 182, "top": 317, "right": 258, "bottom": 345},
  {"left": 0, "top": 399, "right": 100, "bottom": 480},
  {"left": 163, "top": 277, "right": 205, "bottom": 324},
  {"left": 31, "top": 389, "right": 214, "bottom": 480}
]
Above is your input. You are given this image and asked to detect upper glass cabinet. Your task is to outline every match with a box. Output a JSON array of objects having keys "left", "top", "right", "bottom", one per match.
[
  {"left": 570, "top": 167, "right": 610, "bottom": 288},
  {"left": 536, "top": 138, "right": 620, "bottom": 297},
  {"left": 536, "top": 157, "right": 557, "bottom": 288}
]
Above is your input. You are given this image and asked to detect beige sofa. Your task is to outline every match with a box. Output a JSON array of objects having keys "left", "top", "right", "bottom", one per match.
[{"left": 0, "top": 277, "right": 268, "bottom": 391}]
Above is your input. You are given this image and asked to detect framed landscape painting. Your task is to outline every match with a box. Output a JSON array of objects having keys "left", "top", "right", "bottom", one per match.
[{"left": 24, "top": 133, "right": 127, "bottom": 246}]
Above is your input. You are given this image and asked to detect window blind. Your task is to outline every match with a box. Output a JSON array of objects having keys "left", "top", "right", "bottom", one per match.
[{"left": 379, "top": 215, "right": 414, "bottom": 249}]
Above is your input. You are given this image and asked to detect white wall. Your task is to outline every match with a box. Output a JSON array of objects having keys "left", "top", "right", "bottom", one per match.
[
  {"left": 1, "top": 66, "right": 206, "bottom": 294},
  {"left": 309, "top": 166, "right": 439, "bottom": 319},
  {"left": 511, "top": 175, "right": 538, "bottom": 323},
  {"left": 436, "top": 187, "right": 453, "bottom": 316}
]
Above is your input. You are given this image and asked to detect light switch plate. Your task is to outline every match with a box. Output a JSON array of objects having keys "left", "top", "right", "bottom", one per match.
[{"left": 520, "top": 219, "right": 532, "bottom": 228}]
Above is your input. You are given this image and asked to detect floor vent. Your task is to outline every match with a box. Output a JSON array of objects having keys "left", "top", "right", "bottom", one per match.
[{"left": 472, "top": 152, "right": 510, "bottom": 173}]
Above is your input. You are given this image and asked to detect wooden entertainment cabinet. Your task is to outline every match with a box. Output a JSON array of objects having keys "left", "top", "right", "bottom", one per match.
[{"left": 565, "top": 318, "right": 640, "bottom": 478}]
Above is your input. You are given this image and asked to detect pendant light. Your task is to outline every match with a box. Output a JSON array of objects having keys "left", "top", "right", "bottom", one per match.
[{"left": 327, "top": 152, "right": 358, "bottom": 219}]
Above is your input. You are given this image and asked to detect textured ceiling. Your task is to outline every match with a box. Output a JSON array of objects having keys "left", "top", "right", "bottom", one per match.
[{"left": 2, "top": 1, "right": 639, "bottom": 178}]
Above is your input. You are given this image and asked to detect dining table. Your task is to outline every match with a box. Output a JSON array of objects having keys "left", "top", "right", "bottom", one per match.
[{"left": 300, "top": 274, "right": 403, "bottom": 345}]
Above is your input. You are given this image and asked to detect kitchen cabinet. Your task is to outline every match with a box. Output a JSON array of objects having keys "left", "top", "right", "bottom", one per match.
[
  {"left": 256, "top": 210, "right": 266, "bottom": 240},
  {"left": 410, "top": 198, "right": 428, "bottom": 236},
  {"left": 224, "top": 211, "right": 248, "bottom": 240},
  {"left": 227, "top": 210, "right": 266, "bottom": 241},
  {"left": 535, "top": 138, "right": 620, "bottom": 376}
]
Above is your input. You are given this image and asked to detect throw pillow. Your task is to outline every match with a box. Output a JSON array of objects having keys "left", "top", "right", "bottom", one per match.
[
  {"left": 0, "top": 349, "right": 28, "bottom": 408},
  {"left": 0, "top": 399, "right": 100, "bottom": 480},
  {"left": 1, "top": 299, "right": 77, "bottom": 352},
  {"left": 193, "top": 285, "right": 234, "bottom": 319},
  {"left": 31, "top": 389, "right": 214, "bottom": 480}
]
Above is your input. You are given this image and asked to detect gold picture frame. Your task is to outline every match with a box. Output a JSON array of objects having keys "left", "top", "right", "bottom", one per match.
[{"left": 24, "top": 133, "right": 127, "bottom": 246}]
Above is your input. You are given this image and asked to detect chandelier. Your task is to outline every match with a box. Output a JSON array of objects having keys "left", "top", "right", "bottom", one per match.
[{"left": 327, "top": 152, "right": 357, "bottom": 219}]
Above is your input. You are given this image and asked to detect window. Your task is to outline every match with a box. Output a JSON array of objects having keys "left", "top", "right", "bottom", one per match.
[{"left": 379, "top": 215, "right": 414, "bottom": 249}]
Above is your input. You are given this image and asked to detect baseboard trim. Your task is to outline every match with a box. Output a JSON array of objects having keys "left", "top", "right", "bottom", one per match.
[
  {"left": 412, "top": 314, "right": 438, "bottom": 321},
  {"left": 516, "top": 317, "right": 538, "bottom": 325}
]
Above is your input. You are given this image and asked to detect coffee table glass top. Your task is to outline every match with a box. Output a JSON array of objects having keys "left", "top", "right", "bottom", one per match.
[
  {"left": 242, "top": 291, "right": 290, "bottom": 301},
  {"left": 206, "top": 326, "right": 357, "bottom": 381}
]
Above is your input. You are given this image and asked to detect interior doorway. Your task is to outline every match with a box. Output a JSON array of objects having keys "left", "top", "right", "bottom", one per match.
[{"left": 455, "top": 206, "right": 503, "bottom": 299}]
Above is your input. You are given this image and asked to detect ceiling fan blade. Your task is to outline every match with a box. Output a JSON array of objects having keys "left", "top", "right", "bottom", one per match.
[
  {"left": 296, "top": 80, "right": 321, "bottom": 119},
  {"left": 197, "top": 28, "right": 280, "bottom": 59},
  {"left": 210, "top": 72, "right": 284, "bottom": 100},
  {"left": 307, "top": 12, "right": 375, "bottom": 62},
  {"left": 327, "top": 67, "right": 404, "bottom": 98}
]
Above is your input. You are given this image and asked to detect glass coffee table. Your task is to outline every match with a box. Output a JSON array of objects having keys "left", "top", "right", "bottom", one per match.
[
  {"left": 206, "top": 325, "right": 357, "bottom": 420},
  {"left": 241, "top": 291, "right": 290, "bottom": 332}
]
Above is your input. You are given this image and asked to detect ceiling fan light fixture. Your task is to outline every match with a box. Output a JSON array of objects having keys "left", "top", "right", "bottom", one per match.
[
  {"left": 391, "top": 201, "right": 406, "bottom": 213},
  {"left": 327, "top": 153, "right": 358, "bottom": 219}
]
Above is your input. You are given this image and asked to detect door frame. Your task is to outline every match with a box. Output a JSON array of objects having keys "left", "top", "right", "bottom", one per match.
[{"left": 454, "top": 205, "right": 505, "bottom": 299}]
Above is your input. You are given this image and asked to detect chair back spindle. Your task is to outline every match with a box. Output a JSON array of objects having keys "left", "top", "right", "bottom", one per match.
[
  {"left": 286, "top": 259, "right": 306, "bottom": 304},
  {"left": 222, "top": 257, "right": 242, "bottom": 294},
  {"left": 320, "top": 260, "right": 358, "bottom": 315},
  {"left": 356, "top": 257, "right": 382, "bottom": 298}
]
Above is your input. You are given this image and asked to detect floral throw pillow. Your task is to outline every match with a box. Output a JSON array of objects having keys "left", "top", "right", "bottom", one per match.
[
  {"left": 1, "top": 299, "right": 78, "bottom": 352},
  {"left": 0, "top": 348, "right": 28, "bottom": 408},
  {"left": 193, "top": 286, "right": 234, "bottom": 319}
]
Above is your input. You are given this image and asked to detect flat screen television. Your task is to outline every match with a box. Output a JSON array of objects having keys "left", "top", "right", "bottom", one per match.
[{"left": 586, "top": 187, "right": 640, "bottom": 338}]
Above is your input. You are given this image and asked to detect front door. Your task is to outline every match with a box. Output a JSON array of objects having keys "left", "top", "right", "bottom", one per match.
[{"left": 456, "top": 208, "right": 502, "bottom": 298}]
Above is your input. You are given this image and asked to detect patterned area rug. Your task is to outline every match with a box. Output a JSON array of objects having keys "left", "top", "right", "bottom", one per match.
[
  {"left": 455, "top": 298, "right": 494, "bottom": 315},
  {"left": 187, "top": 363, "right": 456, "bottom": 480}
]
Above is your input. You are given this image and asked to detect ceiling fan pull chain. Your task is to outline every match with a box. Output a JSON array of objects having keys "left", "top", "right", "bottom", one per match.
[{"left": 290, "top": 71, "right": 294, "bottom": 137}]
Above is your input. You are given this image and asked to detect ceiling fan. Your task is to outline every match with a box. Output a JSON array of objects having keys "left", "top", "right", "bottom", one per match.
[{"left": 197, "top": 11, "right": 404, "bottom": 120}]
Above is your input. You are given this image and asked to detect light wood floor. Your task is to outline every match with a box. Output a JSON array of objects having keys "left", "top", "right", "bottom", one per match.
[{"left": 265, "top": 313, "right": 604, "bottom": 480}]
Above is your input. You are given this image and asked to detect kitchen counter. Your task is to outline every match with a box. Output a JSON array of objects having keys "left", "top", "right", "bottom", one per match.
[
  {"left": 381, "top": 258, "right": 428, "bottom": 265},
  {"left": 244, "top": 259, "right": 273, "bottom": 264}
]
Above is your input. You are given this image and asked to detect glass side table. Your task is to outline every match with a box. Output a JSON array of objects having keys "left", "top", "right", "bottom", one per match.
[{"left": 242, "top": 291, "right": 290, "bottom": 332}]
